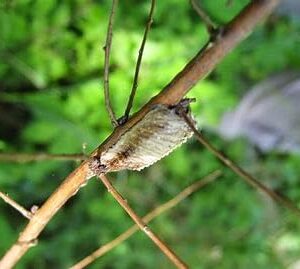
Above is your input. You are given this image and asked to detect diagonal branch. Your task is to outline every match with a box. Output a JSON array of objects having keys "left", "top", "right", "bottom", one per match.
[
  {"left": 95, "top": 0, "right": 280, "bottom": 158},
  {"left": 103, "top": 0, "right": 119, "bottom": 127},
  {"left": 0, "top": 191, "right": 32, "bottom": 219},
  {"left": 70, "top": 170, "right": 222, "bottom": 269},
  {"left": 123, "top": 0, "right": 156, "bottom": 123},
  {"left": 180, "top": 111, "right": 300, "bottom": 218},
  {"left": 0, "top": 1, "right": 280, "bottom": 268},
  {"left": 97, "top": 174, "right": 187, "bottom": 269}
]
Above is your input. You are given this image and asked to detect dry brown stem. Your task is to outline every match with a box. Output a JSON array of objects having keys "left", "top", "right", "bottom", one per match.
[
  {"left": 124, "top": 0, "right": 156, "bottom": 120},
  {"left": 0, "top": 191, "right": 32, "bottom": 219},
  {"left": 103, "top": 0, "right": 119, "bottom": 127},
  {"left": 0, "top": 1, "right": 280, "bottom": 268},
  {"left": 181, "top": 112, "right": 300, "bottom": 218},
  {"left": 70, "top": 170, "right": 222, "bottom": 269},
  {"left": 0, "top": 162, "right": 91, "bottom": 269},
  {"left": 97, "top": 174, "right": 188, "bottom": 268}
]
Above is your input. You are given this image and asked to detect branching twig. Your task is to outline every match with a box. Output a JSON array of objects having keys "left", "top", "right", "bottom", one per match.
[
  {"left": 0, "top": 153, "right": 87, "bottom": 163},
  {"left": 97, "top": 174, "right": 187, "bottom": 269},
  {"left": 0, "top": 162, "right": 91, "bottom": 269},
  {"left": 0, "top": 1, "right": 280, "bottom": 268},
  {"left": 190, "top": 0, "right": 216, "bottom": 34},
  {"left": 0, "top": 191, "right": 32, "bottom": 219},
  {"left": 103, "top": 0, "right": 119, "bottom": 127},
  {"left": 123, "top": 0, "right": 156, "bottom": 123},
  {"left": 70, "top": 170, "right": 222, "bottom": 269},
  {"left": 180, "top": 112, "right": 300, "bottom": 218}
]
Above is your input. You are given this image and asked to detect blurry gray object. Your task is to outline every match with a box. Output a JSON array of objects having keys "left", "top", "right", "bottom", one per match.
[
  {"left": 276, "top": 0, "right": 300, "bottom": 19},
  {"left": 219, "top": 71, "right": 300, "bottom": 153}
]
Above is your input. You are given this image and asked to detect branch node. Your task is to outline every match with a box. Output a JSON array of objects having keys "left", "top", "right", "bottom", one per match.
[
  {"left": 17, "top": 239, "right": 38, "bottom": 248},
  {"left": 88, "top": 156, "right": 107, "bottom": 175},
  {"left": 117, "top": 115, "right": 128, "bottom": 126},
  {"left": 209, "top": 26, "right": 226, "bottom": 42},
  {"left": 143, "top": 225, "right": 150, "bottom": 233},
  {"left": 30, "top": 205, "right": 39, "bottom": 215},
  {"left": 173, "top": 98, "right": 196, "bottom": 115}
]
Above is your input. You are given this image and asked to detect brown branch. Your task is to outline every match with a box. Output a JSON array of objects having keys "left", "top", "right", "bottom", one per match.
[
  {"left": 123, "top": 0, "right": 156, "bottom": 121},
  {"left": 0, "top": 153, "right": 87, "bottom": 163},
  {"left": 103, "top": 0, "right": 119, "bottom": 127},
  {"left": 0, "top": 1, "right": 280, "bottom": 268},
  {"left": 0, "top": 162, "right": 91, "bottom": 269},
  {"left": 96, "top": 0, "right": 280, "bottom": 158},
  {"left": 70, "top": 170, "right": 222, "bottom": 269},
  {"left": 97, "top": 174, "right": 187, "bottom": 269},
  {"left": 0, "top": 191, "right": 32, "bottom": 219},
  {"left": 180, "top": 112, "right": 300, "bottom": 218}
]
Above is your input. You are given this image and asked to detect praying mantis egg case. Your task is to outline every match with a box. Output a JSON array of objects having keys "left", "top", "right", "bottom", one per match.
[{"left": 90, "top": 103, "right": 195, "bottom": 174}]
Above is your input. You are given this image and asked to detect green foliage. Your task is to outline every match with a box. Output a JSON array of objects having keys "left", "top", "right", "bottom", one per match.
[{"left": 1, "top": 0, "right": 300, "bottom": 268}]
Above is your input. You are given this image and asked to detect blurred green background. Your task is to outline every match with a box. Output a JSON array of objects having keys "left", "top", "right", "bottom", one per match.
[{"left": 1, "top": 0, "right": 300, "bottom": 268}]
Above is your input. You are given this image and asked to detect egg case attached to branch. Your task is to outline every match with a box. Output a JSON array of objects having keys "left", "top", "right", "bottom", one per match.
[{"left": 89, "top": 99, "right": 196, "bottom": 175}]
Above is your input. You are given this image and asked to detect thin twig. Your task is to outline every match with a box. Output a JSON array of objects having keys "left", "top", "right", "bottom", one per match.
[
  {"left": 0, "top": 1, "right": 280, "bottom": 268},
  {"left": 190, "top": 0, "right": 216, "bottom": 34},
  {"left": 180, "top": 112, "right": 300, "bottom": 218},
  {"left": 103, "top": 0, "right": 119, "bottom": 127},
  {"left": 0, "top": 191, "right": 32, "bottom": 219},
  {"left": 98, "top": 174, "right": 187, "bottom": 269},
  {"left": 123, "top": 0, "right": 156, "bottom": 122},
  {"left": 70, "top": 170, "right": 222, "bottom": 269},
  {"left": 0, "top": 153, "right": 87, "bottom": 163}
]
